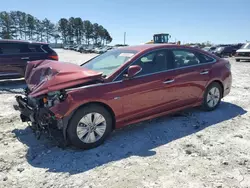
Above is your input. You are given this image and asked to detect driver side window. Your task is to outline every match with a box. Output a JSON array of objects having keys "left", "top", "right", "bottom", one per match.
[
  {"left": 115, "top": 50, "right": 168, "bottom": 81},
  {"left": 132, "top": 50, "right": 167, "bottom": 77}
]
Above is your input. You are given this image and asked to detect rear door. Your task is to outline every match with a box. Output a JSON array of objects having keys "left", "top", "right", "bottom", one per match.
[
  {"left": 0, "top": 42, "right": 28, "bottom": 77},
  {"left": 166, "top": 48, "right": 215, "bottom": 107}
]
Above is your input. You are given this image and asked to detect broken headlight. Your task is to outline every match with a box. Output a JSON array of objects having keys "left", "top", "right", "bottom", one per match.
[{"left": 43, "top": 90, "right": 67, "bottom": 108}]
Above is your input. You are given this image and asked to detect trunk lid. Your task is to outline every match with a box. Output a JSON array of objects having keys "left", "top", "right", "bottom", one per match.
[{"left": 25, "top": 60, "right": 103, "bottom": 97}]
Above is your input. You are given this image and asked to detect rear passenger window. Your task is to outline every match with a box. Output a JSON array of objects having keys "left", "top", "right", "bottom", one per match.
[
  {"left": 171, "top": 50, "right": 200, "bottom": 68},
  {"left": 0, "top": 43, "right": 45, "bottom": 55},
  {"left": 0, "top": 43, "right": 21, "bottom": 54}
]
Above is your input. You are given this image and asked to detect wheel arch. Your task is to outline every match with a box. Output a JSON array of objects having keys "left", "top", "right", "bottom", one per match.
[
  {"left": 207, "top": 80, "right": 224, "bottom": 97},
  {"left": 81, "top": 101, "right": 116, "bottom": 130},
  {"left": 207, "top": 80, "right": 224, "bottom": 98},
  {"left": 62, "top": 101, "right": 116, "bottom": 141}
]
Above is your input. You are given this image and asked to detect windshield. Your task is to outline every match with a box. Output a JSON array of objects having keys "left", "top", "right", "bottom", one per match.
[
  {"left": 241, "top": 43, "right": 250, "bottom": 49},
  {"left": 82, "top": 49, "right": 137, "bottom": 77}
]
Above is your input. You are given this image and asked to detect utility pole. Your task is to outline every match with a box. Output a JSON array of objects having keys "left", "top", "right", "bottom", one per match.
[{"left": 124, "top": 32, "right": 126, "bottom": 45}]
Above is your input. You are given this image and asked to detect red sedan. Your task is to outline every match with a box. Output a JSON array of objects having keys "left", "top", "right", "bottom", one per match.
[{"left": 14, "top": 44, "right": 232, "bottom": 149}]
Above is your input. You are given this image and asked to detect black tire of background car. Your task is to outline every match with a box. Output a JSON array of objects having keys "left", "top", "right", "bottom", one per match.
[
  {"left": 201, "top": 82, "right": 222, "bottom": 111},
  {"left": 67, "top": 104, "right": 113, "bottom": 149},
  {"left": 236, "top": 59, "right": 240, "bottom": 62}
]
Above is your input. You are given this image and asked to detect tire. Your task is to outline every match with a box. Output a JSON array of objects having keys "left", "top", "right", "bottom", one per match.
[
  {"left": 236, "top": 59, "right": 240, "bottom": 62},
  {"left": 67, "top": 104, "right": 113, "bottom": 149},
  {"left": 202, "top": 82, "right": 222, "bottom": 111}
]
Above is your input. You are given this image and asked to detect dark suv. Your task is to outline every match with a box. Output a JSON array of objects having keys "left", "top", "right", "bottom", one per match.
[
  {"left": 213, "top": 46, "right": 237, "bottom": 57},
  {"left": 0, "top": 40, "right": 58, "bottom": 79}
]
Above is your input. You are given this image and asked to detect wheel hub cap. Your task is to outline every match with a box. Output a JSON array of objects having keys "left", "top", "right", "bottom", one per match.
[
  {"left": 207, "top": 87, "right": 220, "bottom": 108},
  {"left": 76, "top": 113, "right": 107, "bottom": 143}
]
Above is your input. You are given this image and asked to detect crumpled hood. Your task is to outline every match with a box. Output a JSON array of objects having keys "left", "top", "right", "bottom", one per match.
[{"left": 25, "top": 60, "right": 103, "bottom": 97}]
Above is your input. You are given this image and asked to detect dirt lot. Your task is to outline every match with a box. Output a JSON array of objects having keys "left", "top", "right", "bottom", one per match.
[{"left": 0, "top": 49, "right": 250, "bottom": 188}]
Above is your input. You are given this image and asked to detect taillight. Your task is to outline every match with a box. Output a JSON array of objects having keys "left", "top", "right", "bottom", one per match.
[{"left": 49, "top": 55, "right": 59, "bottom": 61}]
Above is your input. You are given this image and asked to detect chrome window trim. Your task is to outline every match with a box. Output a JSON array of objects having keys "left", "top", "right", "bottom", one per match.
[{"left": 112, "top": 47, "right": 217, "bottom": 82}]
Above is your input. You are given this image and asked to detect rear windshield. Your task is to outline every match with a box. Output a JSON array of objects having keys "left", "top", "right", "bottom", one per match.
[{"left": 41, "top": 45, "right": 56, "bottom": 54}]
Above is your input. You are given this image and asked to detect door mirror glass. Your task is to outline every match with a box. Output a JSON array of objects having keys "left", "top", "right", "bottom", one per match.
[{"left": 123, "top": 65, "right": 142, "bottom": 79}]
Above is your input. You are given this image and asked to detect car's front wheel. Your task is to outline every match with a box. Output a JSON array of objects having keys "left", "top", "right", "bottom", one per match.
[
  {"left": 202, "top": 82, "right": 222, "bottom": 111},
  {"left": 67, "top": 104, "right": 113, "bottom": 149},
  {"left": 236, "top": 59, "right": 240, "bottom": 62}
]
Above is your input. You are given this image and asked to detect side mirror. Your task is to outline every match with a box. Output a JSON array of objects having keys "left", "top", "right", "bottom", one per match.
[{"left": 123, "top": 65, "right": 142, "bottom": 79}]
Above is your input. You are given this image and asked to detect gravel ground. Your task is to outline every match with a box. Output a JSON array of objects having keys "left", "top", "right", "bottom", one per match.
[{"left": 0, "top": 49, "right": 250, "bottom": 188}]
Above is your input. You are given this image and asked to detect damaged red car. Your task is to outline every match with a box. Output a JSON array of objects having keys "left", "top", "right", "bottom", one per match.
[{"left": 14, "top": 44, "right": 232, "bottom": 149}]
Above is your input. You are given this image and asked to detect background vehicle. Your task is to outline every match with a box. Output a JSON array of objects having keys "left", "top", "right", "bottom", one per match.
[
  {"left": 63, "top": 45, "right": 73, "bottom": 50},
  {"left": 95, "top": 46, "right": 113, "bottom": 54},
  {"left": 84, "top": 45, "right": 95, "bottom": 53},
  {"left": 76, "top": 45, "right": 87, "bottom": 52},
  {"left": 145, "top": 33, "right": 171, "bottom": 44},
  {"left": 213, "top": 46, "right": 237, "bottom": 57},
  {"left": 0, "top": 40, "right": 58, "bottom": 79},
  {"left": 190, "top": 45, "right": 200, "bottom": 48},
  {"left": 72, "top": 45, "right": 79, "bottom": 51},
  {"left": 14, "top": 44, "right": 232, "bottom": 149},
  {"left": 63, "top": 45, "right": 69, "bottom": 49},
  {"left": 232, "top": 43, "right": 244, "bottom": 50},
  {"left": 235, "top": 43, "right": 250, "bottom": 62},
  {"left": 202, "top": 46, "right": 217, "bottom": 53},
  {"left": 93, "top": 46, "right": 101, "bottom": 53}
]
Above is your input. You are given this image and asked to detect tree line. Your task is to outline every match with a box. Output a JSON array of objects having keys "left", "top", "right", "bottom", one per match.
[{"left": 0, "top": 11, "right": 112, "bottom": 45}]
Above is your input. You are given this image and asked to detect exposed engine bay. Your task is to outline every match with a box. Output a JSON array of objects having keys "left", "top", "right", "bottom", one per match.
[{"left": 14, "top": 88, "right": 68, "bottom": 145}]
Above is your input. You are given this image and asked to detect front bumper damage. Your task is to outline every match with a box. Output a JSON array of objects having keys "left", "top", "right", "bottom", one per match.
[{"left": 13, "top": 95, "right": 68, "bottom": 147}]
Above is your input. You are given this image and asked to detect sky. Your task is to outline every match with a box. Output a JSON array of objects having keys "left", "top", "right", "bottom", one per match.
[{"left": 1, "top": 0, "right": 250, "bottom": 45}]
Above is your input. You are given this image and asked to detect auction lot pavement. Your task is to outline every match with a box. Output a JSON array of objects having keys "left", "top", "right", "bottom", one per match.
[{"left": 0, "top": 49, "right": 250, "bottom": 188}]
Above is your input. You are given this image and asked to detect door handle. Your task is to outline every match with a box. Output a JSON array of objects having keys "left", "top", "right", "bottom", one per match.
[
  {"left": 163, "top": 79, "right": 175, "bottom": 84},
  {"left": 200, "top": 70, "right": 209, "bottom": 75},
  {"left": 21, "top": 57, "right": 29, "bottom": 60}
]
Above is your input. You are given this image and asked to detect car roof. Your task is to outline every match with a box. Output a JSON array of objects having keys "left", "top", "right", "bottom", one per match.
[
  {"left": 0, "top": 39, "right": 48, "bottom": 45},
  {"left": 120, "top": 44, "right": 192, "bottom": 52}
]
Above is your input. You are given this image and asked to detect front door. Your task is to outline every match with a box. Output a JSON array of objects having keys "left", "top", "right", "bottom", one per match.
[{"left": 114, "top": 49, "right": 177, "bottom": 124}]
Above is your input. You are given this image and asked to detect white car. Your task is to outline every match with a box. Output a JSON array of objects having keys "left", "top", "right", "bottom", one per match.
[{"left": 235, "top": 43, "right": 250, "bottom": 62}]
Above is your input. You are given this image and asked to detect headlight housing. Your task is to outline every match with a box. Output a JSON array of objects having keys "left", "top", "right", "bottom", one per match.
[{"left": 43, "top": 90, "right": 67, "bottom": 108}]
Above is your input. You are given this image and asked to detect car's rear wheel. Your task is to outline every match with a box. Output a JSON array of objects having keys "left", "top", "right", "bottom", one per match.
[
  {"left": 202, "top": 82, "right": 222, "bottom": 111},
  {"left": 236, "top": 59, "right": 240, "bottom": 62},
  {"left": 67, "top": 104, "right": 113, "bottom": 149}
]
